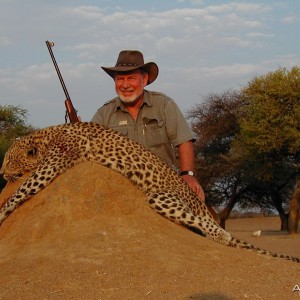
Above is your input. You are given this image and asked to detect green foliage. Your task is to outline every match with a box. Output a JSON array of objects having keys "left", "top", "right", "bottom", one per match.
[
  {"left": 232, "top": 66, "right": 300, "bottom": 224},
  {"left": 238, "top": 66, "right": 300, "bottom": 157},
  {"left": 189, "top": 66, "right": 300, "bottom": 225}
]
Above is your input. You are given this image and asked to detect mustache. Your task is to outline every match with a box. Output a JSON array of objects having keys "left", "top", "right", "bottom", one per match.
[{"left": 120, "top": 88, "right": 135, "bottom": 92}]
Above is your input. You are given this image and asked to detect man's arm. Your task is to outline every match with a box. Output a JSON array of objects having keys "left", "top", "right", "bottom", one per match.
[{"left": 178, "top": 141, "right": 205, "bottom": 202}]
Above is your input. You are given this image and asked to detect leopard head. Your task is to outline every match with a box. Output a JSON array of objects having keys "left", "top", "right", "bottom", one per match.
[{"left": 0, "top": 139, "right": 39, "bottom": 182}]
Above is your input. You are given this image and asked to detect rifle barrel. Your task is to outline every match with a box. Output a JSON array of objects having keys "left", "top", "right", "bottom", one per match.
[{"left": 45, "top": 41, "right": 70, "bottom": 100}]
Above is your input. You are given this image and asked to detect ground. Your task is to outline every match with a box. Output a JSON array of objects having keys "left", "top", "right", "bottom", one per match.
[{"left": 0, "top": 162, "right": 299, "bottom": 300}]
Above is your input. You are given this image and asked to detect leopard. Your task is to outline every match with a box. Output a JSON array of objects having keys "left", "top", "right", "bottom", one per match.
[{"left": 0, "top": 122, "right": 299, "bottom": 263}]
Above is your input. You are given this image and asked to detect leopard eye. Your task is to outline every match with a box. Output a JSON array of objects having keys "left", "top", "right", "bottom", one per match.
[{"left": 27, "top": 147, "right": 38, "bottom": 158}]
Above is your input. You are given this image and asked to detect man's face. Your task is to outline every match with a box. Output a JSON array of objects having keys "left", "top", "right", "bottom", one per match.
[{"left": 114, "top": 70, "right": 148, "bottom": 104}]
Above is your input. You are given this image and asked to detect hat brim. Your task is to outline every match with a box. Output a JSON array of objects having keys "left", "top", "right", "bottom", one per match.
[{"left": 101, "top": 62, "right": 159, "bottom": 85}]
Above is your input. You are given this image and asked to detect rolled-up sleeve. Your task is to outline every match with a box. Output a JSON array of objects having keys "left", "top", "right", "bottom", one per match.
[{"left": 164, "top": 98, "right": 195, "bottom": 147}]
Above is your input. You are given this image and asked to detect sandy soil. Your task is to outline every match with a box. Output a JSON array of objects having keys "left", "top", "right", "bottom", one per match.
[{"left": 0, "top": 162, "right": 299, "bottom": 300}]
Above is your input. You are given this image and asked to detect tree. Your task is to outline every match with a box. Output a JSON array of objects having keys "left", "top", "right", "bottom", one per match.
[
  {"left": 188, "top": 90, "right": 248, "bottom": 227},
  {"left": 188, "top": 67, "right": 300, "bottom": 230},
  {"left": 0, "top": 105, "right": 35, "bottom": 191},
  {"left": 234, "top": 66, "right": 300, "bottom": 232}
]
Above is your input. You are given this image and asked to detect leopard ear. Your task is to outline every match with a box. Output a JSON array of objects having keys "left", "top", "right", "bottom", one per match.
[{"left": 27, "top": 147, "right": 38, "bottom": 158}]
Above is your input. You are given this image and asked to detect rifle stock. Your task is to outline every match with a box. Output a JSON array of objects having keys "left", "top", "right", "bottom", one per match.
[
  {"left": 45, "top": 40, "right": 80, "bottom": 124},
  {"left": 65, "top": 99, "right": 80, "bottom": 123}
]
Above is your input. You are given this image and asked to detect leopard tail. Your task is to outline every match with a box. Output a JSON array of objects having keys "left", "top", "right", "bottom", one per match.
[{"left": 225, "top": 234, "right": 300, "bottom": 263}]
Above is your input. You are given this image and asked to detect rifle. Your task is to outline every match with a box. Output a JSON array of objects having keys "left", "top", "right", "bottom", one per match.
[{"left": 45, "top": 41, "right": 80, "bottom": 123}]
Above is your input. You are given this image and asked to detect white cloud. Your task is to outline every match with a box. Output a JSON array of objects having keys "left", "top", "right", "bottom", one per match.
[
  {"left": 232, "top": 3, "right": 271, "bottom": 14},
  {"left": 65, "top": 5, "right": 104, "bottom": 19},
  {"left": 0, "top": 1, "right": 299, "bottom": 127},
  {"left": 201, "top": 63, "right": 259, "bottom": 77},
  {"left": 246, "top": 32, "right": 274, "bottom": 38},
  {"left": 281, "top": 15, "right": 299, "bottom": 24}
]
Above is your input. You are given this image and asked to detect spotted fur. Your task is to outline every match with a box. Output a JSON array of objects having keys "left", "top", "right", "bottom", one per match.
[{"left": 0, "top": 122, "right": 299, "bottom": 263}]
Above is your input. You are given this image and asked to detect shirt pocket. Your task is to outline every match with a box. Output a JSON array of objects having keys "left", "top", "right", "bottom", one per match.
[{"left": 143, "top": 117, "right": 168, "bottom": 147}]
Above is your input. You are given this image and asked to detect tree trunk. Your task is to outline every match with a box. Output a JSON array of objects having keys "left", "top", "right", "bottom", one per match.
[
  {"left": 218, "top": 196, "right": 238, "bottom": 229},
  {"left": 206, "top": 204, "right": 220, "bottom": 224},
  {"left": 279, "top": 213, "right": 289, "bottom": 231},
  {"left": 288, "top": 180, "right": 300, "bottom": 234},
  {"left": 269, "top": 187, "right": 288, "bottom": 230}
]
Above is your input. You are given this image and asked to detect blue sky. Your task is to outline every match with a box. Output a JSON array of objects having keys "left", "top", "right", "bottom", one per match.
[{"left": 1, "top": 0, "right": 299, "bottom": 127}]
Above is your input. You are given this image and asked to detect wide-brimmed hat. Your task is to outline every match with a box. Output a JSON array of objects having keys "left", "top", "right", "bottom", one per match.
[{"left": 101, "top": 50, "right": 159, "bottom": 85}]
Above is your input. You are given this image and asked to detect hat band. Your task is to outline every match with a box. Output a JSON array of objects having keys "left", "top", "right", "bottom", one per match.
[{"left": 116, "top": 63, "right": 139, "bottom": 67}]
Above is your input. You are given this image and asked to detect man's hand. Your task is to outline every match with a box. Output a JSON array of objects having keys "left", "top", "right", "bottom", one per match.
[{"left": 182, "top": 175, "right": 205, "bottom": 202}]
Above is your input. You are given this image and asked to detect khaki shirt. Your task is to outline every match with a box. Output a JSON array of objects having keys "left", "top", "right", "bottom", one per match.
[{"left": 91, "top": 90, "right": 194, "bottom": 166}]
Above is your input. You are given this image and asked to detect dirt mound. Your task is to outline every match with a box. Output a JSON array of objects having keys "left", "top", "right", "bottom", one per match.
[{"left": 0, "top": 162, "right": 299, "bottom": 299}]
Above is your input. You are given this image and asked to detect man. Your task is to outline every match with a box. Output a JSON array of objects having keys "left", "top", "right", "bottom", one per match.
[{"left": 91, "top": 50, "right": 205, "bottom": 201}]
